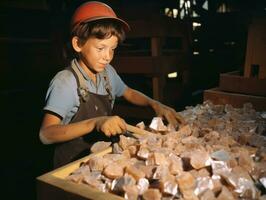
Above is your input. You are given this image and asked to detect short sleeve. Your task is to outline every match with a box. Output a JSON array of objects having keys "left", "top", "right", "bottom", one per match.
[{"left": 43, "top": 70, "right": 78, "bottom": 118}]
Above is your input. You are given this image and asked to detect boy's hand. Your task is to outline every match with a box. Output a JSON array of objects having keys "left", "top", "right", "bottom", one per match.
[
  {"left": 152, "top": 101, "right": 186, "bottom": 127},
  {"left": 95, "top": 116, "right": 127, "bottom": 137}
]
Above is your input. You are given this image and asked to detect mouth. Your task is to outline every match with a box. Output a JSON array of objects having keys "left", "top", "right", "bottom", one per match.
[
  {"left": 98, "top": 63, "right": 108, "bottom": 70},
  {"left": 99, "top": 63, "right": 108, "bottom": 66}
]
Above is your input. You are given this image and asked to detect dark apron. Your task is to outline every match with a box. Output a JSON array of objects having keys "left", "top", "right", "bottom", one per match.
[{"left": 53, "top": 63, "right": 113, "bottom": 169}]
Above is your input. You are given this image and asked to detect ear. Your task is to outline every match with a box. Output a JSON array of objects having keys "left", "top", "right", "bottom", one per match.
[{"left": 72, "top": 36, "right": 82, "bottom": 52}]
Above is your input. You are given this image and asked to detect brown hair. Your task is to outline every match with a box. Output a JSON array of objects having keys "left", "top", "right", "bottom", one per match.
[
  {"left": 72, "top": 19, "right": 125, "bottom": 43},
  {"left": 63, "top": 19, "right": 126, "bottom": 63}
]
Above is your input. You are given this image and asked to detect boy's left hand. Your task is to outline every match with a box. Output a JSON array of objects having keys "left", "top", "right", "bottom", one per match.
[{"left": 152, "top": 101, "right": 186, "bottom": 127}]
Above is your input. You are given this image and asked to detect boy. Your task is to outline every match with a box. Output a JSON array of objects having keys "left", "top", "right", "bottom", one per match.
[{"left": 39, "top": 1, "right": 184, "bottom": 168}]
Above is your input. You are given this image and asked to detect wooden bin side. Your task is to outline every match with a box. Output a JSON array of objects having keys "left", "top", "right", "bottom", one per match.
[
  {"left": 219, "top": 71, "right": 266, "bottom": 96},
  {"left": 36, "top": 147, "right": 124, "bottom": 200},
  {"left": 204, "top": 87, "right": 266, "bottom": 111}
]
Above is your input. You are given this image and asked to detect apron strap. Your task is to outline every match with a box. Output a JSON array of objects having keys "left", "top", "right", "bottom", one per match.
[
  {"left": 71, "top": 60, "right": 113, "bottom": 103},
  {"left": 71, "top": 62, "right": 90, "bottom": 102},
  {"left": 102, "top": 69, "right": 113, "bottom": 103}
]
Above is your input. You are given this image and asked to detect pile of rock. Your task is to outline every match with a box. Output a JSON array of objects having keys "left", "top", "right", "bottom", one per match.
[{"left": 67, "top": 101, "right": 266, "bottom": 200}]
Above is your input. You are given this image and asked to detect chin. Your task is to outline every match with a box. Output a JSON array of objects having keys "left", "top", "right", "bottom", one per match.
[
  {"left": 96, "top": 66, "right": 106, "bottom": 72},
  {"left": 95, "top": 68, "right": 103, "bottom": 72}
]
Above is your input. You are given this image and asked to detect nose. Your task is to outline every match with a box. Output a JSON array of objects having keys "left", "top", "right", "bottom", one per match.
[{"left": 103, "top": 49, "right": 113, "bottom": 61}]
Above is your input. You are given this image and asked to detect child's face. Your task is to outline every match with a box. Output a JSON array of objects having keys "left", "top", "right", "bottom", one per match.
[{"left": 78, "top": 35, "right": 118, "bottom": 73}]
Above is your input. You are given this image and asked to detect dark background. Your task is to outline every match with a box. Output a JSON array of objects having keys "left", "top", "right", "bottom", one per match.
[{"left": 0, "top": 0, "right": 265, "bottom": 199}]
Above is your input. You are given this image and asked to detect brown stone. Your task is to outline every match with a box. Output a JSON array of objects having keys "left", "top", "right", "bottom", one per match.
[
  {"left": 125, "top": 165, "right": 145, "bottom": 180},
  {"left": 90, "top": 141, "right": 111, "bottom": 153},
  {"left": 200, "top": 189, "right": 216, "bottom": 200},
  {"left": 216, "top": 186, "right": 236, "bottom": 200},
  {"left": 142, "top": 189, "right": 162, "bottom": 200},
  {"left": 176, "top": 172, "right": 196, "bottom": 193},
  {"left": 103, "top": 163, "right": 124, "bottom": 179}
]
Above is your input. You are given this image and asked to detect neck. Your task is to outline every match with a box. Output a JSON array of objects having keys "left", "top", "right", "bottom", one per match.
[{"left": 77, "top": 59, "right": 97, "bottom": 83}]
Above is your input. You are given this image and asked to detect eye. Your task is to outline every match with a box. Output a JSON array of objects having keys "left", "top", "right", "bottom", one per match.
[{"left": 97, "top": 47, "right": 104, "bottom": 51}]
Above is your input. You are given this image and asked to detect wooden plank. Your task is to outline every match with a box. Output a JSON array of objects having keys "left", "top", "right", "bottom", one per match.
[
  {"left": 151, "top": 37, "right": 161, "bottom": 56},
  {"left": 204, "top": 88, "right": 266, "bottom": 111},
  {"left": 36, "top": 147, "right": 125, "bottom": 200},
  {"left": 219, "top": 71, "right": 266, "bottom": 96},
  {"left": 112, "top": 56, "right": 154, "bottom": 74},
  {"left": 111, "top": 55, "right": 183, "bottom": 74},
  {"left": 152, "top": 76, "right": 160, "bottom": 100},
  {"left": 0, "top": 36, "right": 50, "bottom": 43},
  {"left": 126, "top": 124, "right": 154, "bottom": 135}
]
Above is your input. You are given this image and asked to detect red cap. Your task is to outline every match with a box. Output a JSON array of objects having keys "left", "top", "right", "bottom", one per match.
[{"left": 70, "top": 1, "right": 130, "bottom": 32}]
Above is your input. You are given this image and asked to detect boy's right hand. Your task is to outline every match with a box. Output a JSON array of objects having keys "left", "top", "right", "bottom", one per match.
[{"left": 95, "top": 116, "right": 127, "bottom": 137}]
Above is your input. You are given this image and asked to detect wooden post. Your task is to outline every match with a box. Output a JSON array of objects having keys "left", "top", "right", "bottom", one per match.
[
  {"left": 151, "top": 37, "right": 164, "bottom": 101},
  {"left": 244, "top": 17, "right": 266, "bottom": 79}
]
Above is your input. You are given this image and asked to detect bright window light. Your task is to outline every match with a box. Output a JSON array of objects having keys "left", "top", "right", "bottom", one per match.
[
  {"left": 168, "top": 72, "right": 178, "bottom": 78},
  {"left": 202, "top": 0, "right": 208, "bottom": 10},
  {"left": 184, "top": 2, "right": 188, "bottom": 9},
  {"left": 165, "top": 7, "right": 172, "bottom": 17},
  {"left": 173, "top": 8, "right": 178, "bottom": 18},
  {"left": 193, "top": 51, "right": 199, "bottom": 55},
  {"left": 193, "top": 11, "right": 199, "bottom": 17},
  {"left": 165, "top": 7, "right": 170, "bottom": 14},
  {"left": 187, "top": 1, "right": 191, "bottom": 8},
  {"left": 180, "top": 9, "right": 185, "bottom": 19},
  {"left": 193, "top": 22, "right": 201, "bottom": 27},
  {"left": 193, "top": 22, "right": 201, "bottom": 30},
  {"left": 180, "top": 0, "right": 184, "bottom": 8}
]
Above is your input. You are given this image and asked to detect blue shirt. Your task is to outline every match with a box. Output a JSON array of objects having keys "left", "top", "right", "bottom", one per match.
[{"left": 44, "top": 59, "right": 127, "bottom": 124}]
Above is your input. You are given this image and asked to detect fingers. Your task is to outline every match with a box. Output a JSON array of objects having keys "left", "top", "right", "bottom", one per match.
[
  {"left": 101, "top": 116, "right": 126, "bottom": 137},
  {"left": 164, "top": 111, "right": 178, "bottom": 127},
  {"left": 161, "top": 108, "right": 186, "bottom": 127},
  {"left": 175, "top": 113, "right": 186, "bottom": 125}
]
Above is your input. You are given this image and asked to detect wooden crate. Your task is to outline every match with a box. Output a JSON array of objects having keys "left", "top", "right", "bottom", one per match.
[
  {"left": 204, "top": 17, "right": 266, "bottom": 109},
  {"left": 219, "top": 71, "right": 266, "bottom": 96},
  {"left": 36, "top": 147, "right": 124, "bottom": 200},
  {"left": 204, "top": 87, "right": 266, "bottom": 111}
]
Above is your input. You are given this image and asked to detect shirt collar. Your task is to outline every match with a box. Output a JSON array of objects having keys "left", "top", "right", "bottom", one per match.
[{"left": 72, "top": 59, "right": 104, "bottom": 82}]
